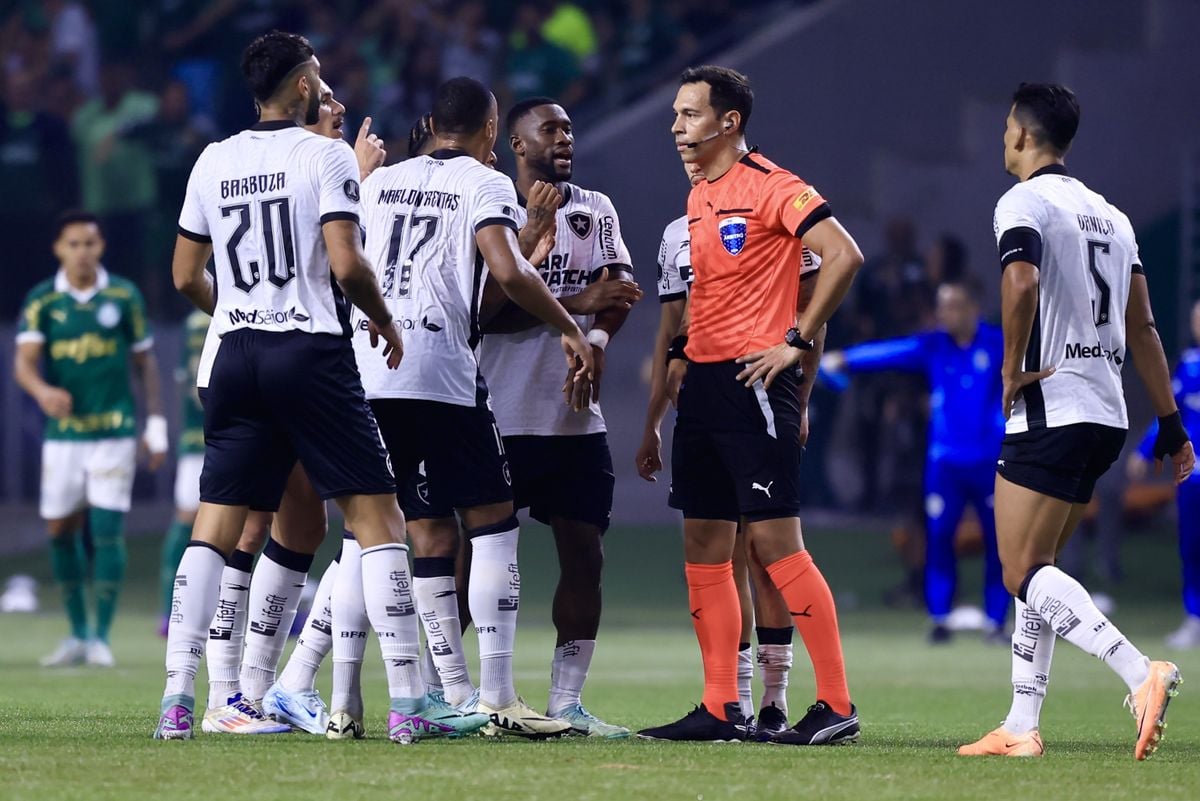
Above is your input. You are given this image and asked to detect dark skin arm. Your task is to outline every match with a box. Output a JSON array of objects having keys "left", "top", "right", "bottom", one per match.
[
  {"left": 132, "top": 348, "right": 166, "bottom": 469},
  {"left": 999, "top": 261, "right": 1054, "bottom": 418},
  {"left": 480, "top": 265, "right": 642, "bottom": 334},
  {"left": 1125, "top": 272, "right": 1194, "bottom": 483},
  {"left": 795, "top": 271, "right": 826, "bottom": 446}
]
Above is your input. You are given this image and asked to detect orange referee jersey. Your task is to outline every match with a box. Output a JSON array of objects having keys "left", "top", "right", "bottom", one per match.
[{"left": 685, "top": 150, "right": 830, "bottom": 363}]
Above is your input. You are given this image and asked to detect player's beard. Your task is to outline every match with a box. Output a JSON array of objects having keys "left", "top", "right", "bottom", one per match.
[
  {"left": 303, "top": 88, "right": 320, "bottom": 126},
  {"left": 535, "top": 152, "right": 571, "bottom": 182}
]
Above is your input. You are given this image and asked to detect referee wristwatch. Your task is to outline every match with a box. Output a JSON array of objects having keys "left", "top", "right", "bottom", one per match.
[{"left": 785, "top": 327, "right": 815, "bottom": 351}]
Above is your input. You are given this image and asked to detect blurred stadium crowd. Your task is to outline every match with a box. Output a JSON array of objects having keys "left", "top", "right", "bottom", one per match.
[{"left": 0, "top": 0, "right": 784, "bottom": 315}]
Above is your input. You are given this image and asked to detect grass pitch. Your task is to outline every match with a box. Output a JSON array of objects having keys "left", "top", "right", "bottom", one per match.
[{"left": 0, "top": 522, "right": 1196, "bottom": 801}]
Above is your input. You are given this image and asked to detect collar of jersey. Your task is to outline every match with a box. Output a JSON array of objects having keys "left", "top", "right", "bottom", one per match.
[
  {"left": 55, "top": 265, "right": 109, "bottom": 303},
  {"left": 250, "top": 120, "right": 299, "bottom": 131},
  {"left": 706, "top": 146, "right": 760, "bottom": 184},
  {"left": 1029, "top": 163, "right": 1069, "bottom": 180},
  {"left": 428, "top": 148, "right": 472, "bottom": 161}
]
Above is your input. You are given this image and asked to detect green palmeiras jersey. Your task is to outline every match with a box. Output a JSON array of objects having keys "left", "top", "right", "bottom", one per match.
[
  {"left": 17, "top": 267, "right": 153, "bottom": 440},
  {"left": 178, "top": 309, "right": 209, "bottom": 454}
]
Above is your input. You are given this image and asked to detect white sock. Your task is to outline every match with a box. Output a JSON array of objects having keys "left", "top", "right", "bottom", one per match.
[
  {"left": 421, "top": 642, "right": 443, "bottom": 694},
  {"left": 757, "top": 643, "right": 793, "bottom": 715},
  {"left": 737, "top": 644, "right": 754, "bottom": 718},
  {"left": 1025, "top": 566, "right": 1150, "bottom": 692},
  {"left": 413, "top": 562, "right": 474, "bottom": 706},
  {"left": 204, "top": 549, "right": 253, "bottom": 708},
  {"left": 331, "top": 536, "right": 367, "bottom": 717},
  {"left": 1004, "top": 598, "right": 1056, "bottom": 734},
  {"left": 360, "top": 542, "right": 423, "bottom": 702},
  {"left": 239, "top": 540, "right": 312, "bottom": 702},
  {"left": 468, "top": 522, "right": 520, "bottom": 709},
  {"left": 548, "top": 639, "right": 596, "bottom": 715},
  {"left": 279, "top": 557, "right": 337, "bottom": 694},
  {"left": 165, "top": 543, "right": 225, "bottom": 702}
]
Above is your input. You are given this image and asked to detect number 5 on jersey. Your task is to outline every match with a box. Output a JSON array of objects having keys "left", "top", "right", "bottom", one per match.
[
  {"left": 382, "top": 214, "right": 439, "bottom": 299},
  {"left": 1087, "top": 239, "right": 1112, "bottom": 328}
]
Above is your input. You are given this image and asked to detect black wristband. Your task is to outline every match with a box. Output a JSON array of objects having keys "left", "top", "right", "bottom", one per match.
[
  {"left": 666, "top": 335, "right": 689, "bottom": 365},
  {"left": 1153, "top": 410, "right": 1190, "bottom": 460}
]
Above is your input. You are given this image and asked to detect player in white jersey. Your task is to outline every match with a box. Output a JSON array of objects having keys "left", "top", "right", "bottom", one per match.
[
  {"left": 960, "top": 83, "right": 1194, "bottom": 761},
  {"left": 635, "top": 159, "right": 808, "bottom": 738},
  {"left": 155, "top": 32, "right": 483, "bottom": 743},
  {"left": 354, "top": 77, "right": 593, "bottom": 740},
  {"left": 183, "top": 80, "right": 389, "bottom": 736},
  {"left": 476, "top": 98, "right": 644, "bottom": 738}
]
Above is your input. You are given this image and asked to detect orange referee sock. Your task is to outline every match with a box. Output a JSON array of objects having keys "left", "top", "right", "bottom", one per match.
[
  {"left": 766, "top": 550, "right": 852, "bottom": 716},
  {"left": 685, "top": 561, "right": 741, "bottom": 721}
]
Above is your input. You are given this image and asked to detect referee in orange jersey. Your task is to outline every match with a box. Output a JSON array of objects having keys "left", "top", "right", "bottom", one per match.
[{"left": 637, "top": 66, "right": 865, "bottom": 745}]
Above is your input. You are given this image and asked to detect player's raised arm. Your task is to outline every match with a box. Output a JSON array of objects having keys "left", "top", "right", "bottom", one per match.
[
  {"left": 1126, "top": 270, "right": 1194, "bottom": 482},
  {"left": 476, "top": 223, "right": 593, "bottom": 380}
]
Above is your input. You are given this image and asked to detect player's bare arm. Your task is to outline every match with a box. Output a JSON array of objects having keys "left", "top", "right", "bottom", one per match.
[
  {"left": 736, "top": 217, "right": 862, "bottom": 389},
  {"left": 14, "top": 341, "right": 72, "bottom": 419},
  {"left": 480, "top": 261, "right": 641, "bottom": 335},
  {"left": 637, "top": 297, "right": 686, "bottom": 481},
  {"left": 131, "top": 349, "right": 167, "bottom": 471},
  {"left": 794, "top": 271, "right": 826, "bottom": 446},
  {"left": 171, "top": 236, "right": 216, "bottom": 314},
  {"left": 999, "top": 260, "right": 1054, "bottom": 418},
  {"left": 565, "top": 263, "right": 641, "bottom": 408},
  {"left": 516, "top": 180, "right": 561, "bottom": 257},
  {"left": 665, "top": 294, "right": 691, "bottom": 406},
  {"left": 1126, "top": 272, "right": 1195, "bottom": 483},
  {"left": 475, "top": 222, "right": 594, "bottom": 392},
  {"left": 324, "top": 218, "right": 402, "bottom": 369}
]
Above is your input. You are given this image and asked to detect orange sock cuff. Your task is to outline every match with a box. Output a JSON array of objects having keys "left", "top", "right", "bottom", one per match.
[
  {"left": 685, "top": 560, "right": 733, "bottom": 588},
  {"left": 765, "top": 549, "right": 813, "bottom": 582}
]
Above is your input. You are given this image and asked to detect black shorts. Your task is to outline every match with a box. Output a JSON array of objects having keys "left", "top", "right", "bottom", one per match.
[
  {"left": 370, "top": 398, "right": 512, "bottom": 520},
  {"left": 200, "top": 329, "right": 395, "bottom": 511},
  {"left": 504, "top": 433, "right": 614, "bottom": 532},
  {"left": 669, "top": 360, "right": 803, "bottom": 522},
  {"left": 998, "top": 422, "right": 1127, "bottom": 504}
]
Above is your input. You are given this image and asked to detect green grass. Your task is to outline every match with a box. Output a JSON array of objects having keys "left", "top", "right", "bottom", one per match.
[{"left": 0, "top": 522, "right": 1196, "bottom": 801}]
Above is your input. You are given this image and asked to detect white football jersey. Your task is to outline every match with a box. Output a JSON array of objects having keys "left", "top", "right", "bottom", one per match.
[
  {"left": 656, "top": 213, "right": 820, "bottom": 302},
  {"left": 993, "top": 165, "right": 1139, "bottom": 433},
  {"left": 353, "top": 150, "right": 520, "bottom": 405},
  {"left": 657, "top": 214, "right": 692, "bottom": 302},
  {"left": 179, "top": 122, "right": 362, "bottom": 388},
  {"left": 478, "top": 183, "right": 631, "bottom": 436}
]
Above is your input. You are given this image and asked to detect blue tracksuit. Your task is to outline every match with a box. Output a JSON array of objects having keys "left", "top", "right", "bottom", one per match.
[
  {"left": 1136, "top": 347, "right": 1200, "bottom": 618},
  {"left": 837, "top": 322, "right": 1008, "bottom": 625}
]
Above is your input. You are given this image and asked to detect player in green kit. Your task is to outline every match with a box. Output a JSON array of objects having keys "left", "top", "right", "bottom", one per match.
[
  {"left": 15, "top": 211, "right": 168, "bottom": 667},
  {"left": 160, "top": 308, "right": 209, "bottom": 636}
]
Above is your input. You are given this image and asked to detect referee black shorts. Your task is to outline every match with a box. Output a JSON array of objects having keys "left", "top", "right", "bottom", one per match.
[
  {"left": 669, "top": 360, "right": 804, "bottom": 522},
  {"left": 997, "top": 422, "right": 1127, "bottom": 504},
  {"left": 370, "top": 397, "right": 513, "bottom": 520},
  {"left": 200, "top": 329, "right": 396, "bottom": 511}
]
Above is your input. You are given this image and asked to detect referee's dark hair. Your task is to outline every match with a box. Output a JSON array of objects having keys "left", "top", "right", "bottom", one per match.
[
  {"left": 681, "top": 65, "right": 753, "bottom": 134},
  {"left": 241, "top": 30, "right": 314, "bottom": 103},
  {"left": 432, "top": 77, "right": 494, "bottom": 135},
  {"left": 1011, "top": 82, "right": 1080, "bottom": 155}
]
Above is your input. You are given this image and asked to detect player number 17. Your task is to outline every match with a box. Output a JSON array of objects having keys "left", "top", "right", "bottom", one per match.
[{"left": 382, "top": 214, "right": 439, "bottom": 299}]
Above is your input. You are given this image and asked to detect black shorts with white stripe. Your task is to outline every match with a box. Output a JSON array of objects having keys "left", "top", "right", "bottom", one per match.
[{"left": 668, "top": 360, "right": 803, "bottom": 522}]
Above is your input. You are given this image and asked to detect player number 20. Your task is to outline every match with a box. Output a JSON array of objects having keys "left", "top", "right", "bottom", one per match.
[
  {"left": 382, "top": 214, "right": 439, "bottom": 299},
  {"left": 219, "top": 198, "right": 297, "bottom": 292}
]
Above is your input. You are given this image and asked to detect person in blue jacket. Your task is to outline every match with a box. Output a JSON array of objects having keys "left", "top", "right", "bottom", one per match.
[
  {"left": 823, "top": 278, "right": 1008, "bottom": 643},
  {"left": 1128, "top": 300, "right": 1200, "bottom": 649}
]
